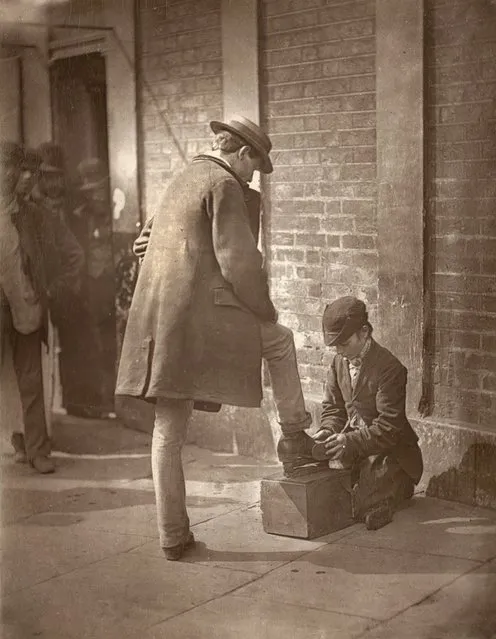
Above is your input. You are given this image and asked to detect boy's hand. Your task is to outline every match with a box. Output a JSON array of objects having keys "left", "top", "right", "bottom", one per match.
[
  {"left": 323, "top": 433, "right": 347, "bottom": 459},
  {"left": 313, "top": 428, "right": 335, "bottom": 443},
  {"left": 313, "top": 430, "right": 347, "bottom": 460}
]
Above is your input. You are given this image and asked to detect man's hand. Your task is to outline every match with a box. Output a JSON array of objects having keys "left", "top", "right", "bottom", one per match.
[
  {"left": 133, "top": 232, "right": 149, "bottom": 259},
  {"left": 313, "top": 429, "right": 347, "bottom": 460}
]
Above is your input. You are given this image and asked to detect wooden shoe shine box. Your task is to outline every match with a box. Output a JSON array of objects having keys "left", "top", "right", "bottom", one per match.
[{"left": 261, "top": 468, "right": 354, "bottom": 539}]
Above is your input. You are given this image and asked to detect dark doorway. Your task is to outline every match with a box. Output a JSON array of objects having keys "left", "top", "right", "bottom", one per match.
[
  {"left": 51, "top": 53, "right": 110, "bottom": 184},
  {"left": 50, "top": 52, "right": 117, "bottom": 418}
]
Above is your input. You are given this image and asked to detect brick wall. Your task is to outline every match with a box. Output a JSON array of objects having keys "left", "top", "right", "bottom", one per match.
[
  {"left": 426, "top": 0, "right": 496, "bottom": 427},
  {"left": 260, "top": 0, "right": 377, "bottom": 399},
  {"left": 138, "top": 0, "right": 223, "bottom": 217}
]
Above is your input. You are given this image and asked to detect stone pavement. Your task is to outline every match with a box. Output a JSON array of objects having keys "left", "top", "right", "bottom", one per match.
[{"left": 1, "top": 417, "right": 496, "bottom": 639}]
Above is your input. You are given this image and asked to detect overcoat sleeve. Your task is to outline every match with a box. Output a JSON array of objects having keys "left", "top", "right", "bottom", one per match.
[
  {"left": 321, "top": 356, "right": 348, "bottom": 433},
  {"left": 345, "top": 361, "right": 408, "bottom": 458},
  {"left": 208, "top": 178, "right": 277, "bottom": 323}
]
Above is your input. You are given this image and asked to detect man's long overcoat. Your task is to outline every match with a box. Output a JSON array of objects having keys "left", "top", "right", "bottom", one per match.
[
  {"left": 12, "top": 199, "right": 84, "bottom": 338},
  {"left": 116, "top": 157, "right": 276, "bottom": 407}
]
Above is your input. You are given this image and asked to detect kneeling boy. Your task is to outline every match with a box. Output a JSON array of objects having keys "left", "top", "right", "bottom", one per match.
[{"left": 313, "top": 296, "right": 423, "bottom": 530}]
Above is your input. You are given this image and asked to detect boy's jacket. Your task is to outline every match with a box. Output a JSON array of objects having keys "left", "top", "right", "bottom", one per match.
[{"left": 321, "top": 338, "right": 423, "bottom": 483}]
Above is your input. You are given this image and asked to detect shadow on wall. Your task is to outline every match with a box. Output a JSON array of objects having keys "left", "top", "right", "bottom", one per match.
[{"left": 426, "top": 441, "right": 496, "bottom": 510}]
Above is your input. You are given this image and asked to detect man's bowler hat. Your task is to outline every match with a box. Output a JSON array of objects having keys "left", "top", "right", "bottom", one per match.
[
  {"left": 322, "top": 296, "right": 368, "bottom": 346},
  {"left": 209, "top": 115, "right": 273, "bottom": 174},
  {"left": 77, "top": 158, "right": 108, "bottom": 191},
  {"left": 23, "top": 148, "right": 42, "bottom": 173},
  {"left": 37, "top": 142, "right": 65, "bottom": 173}
]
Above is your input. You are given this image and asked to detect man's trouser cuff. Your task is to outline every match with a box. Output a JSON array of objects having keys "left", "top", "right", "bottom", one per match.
[{"left": 280, "top": 411, "right": 312, "bottom": 435}]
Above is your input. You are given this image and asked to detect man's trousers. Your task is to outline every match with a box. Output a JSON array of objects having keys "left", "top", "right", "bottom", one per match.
[
  {"left": 1, "top": 308, "right": 51, "bottom": 460},
  {"left": 152, "top": 322, "right": 309, "bottom": 548}
]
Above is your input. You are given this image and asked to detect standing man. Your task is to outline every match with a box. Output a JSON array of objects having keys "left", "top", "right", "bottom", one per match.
[
  {"left": 116, "top": 116, "right": 326, "bottom": 560},
  {"left": 1, "top": 142, "right": 48, "bottom": 472},
  {"left": 7, "top": 147, "right": 43, "bottom": 458},
  {"left": 0, "top": 142, "right": 83, "bottom": 472}
]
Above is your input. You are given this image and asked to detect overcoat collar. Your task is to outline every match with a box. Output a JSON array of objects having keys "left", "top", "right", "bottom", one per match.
[{"left": 193, "top": 154, "right": 247, "bottom": 190}]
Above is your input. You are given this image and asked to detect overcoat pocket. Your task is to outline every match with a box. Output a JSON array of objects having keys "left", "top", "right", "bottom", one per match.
[{"left": 213, "top": 287, "right": 249, "bottom": 312}]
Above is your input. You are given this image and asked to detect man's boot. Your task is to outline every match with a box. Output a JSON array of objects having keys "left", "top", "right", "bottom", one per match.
[
  {"left": 277, "top": 431, "right": 329, "bottom": 478},
  {"left": 11, "top": 432, "right": 27, "bottom": 464},
  {"left": 30, "top": 455, "right": 55, "bottom": 474}
]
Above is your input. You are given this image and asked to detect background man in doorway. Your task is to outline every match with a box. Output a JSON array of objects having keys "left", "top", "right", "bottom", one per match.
[
  {"left": 33, "top": 144, "right": 106, "bottom": 419},
  {"left": 117, "top": 116, "right": 327, "bottom": 561},
  {"left": 72, "top": 158, "right": 116, "bottom": 415}
]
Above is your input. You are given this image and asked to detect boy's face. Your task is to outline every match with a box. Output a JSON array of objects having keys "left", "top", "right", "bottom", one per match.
[{"left": 334, "top": 326, "right": 369, "bottom": 360}]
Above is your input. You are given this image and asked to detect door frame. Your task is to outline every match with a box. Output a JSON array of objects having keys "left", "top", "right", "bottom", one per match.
[
  {"left": 47, "top": 12, "right": 141, "bottom": 415},
  {"left": 47, "top": 3, "right": 140, "bottom": 238}
]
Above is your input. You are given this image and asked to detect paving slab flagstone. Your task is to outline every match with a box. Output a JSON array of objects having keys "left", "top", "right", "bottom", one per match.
[
  {"left": 2, "top": 426, "right": 496, "bottom": 639},
  {"left": 360, "top": 558, "right": 496, "bottom": 639},
  {"left": 0, "top": 552, "right": 257, "bottom": 639},
  {"left": 340, "top": 496, "right": 496, "bottom": 562},
  {"left": 133, "top": 504, "right": 338, "bottom": 575},
  {"left": 232, "top": 541, "right": 480, "bottom": 621},
  {"left": 0, "top": 521, "right": 150, "bottom": 595},
  {"left": 143, "top": 594, "right": 377, "bottom": 639}
]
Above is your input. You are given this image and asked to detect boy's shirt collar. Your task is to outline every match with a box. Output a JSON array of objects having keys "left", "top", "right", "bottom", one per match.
[{"left": 345, "top": 337, "right": 372, "bottom": 368}]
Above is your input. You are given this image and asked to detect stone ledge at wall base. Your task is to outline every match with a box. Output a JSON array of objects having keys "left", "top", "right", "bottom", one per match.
[
  {"left": 261, "top": 468, "right": 354, "bottom": 539},
  {"left": 115, "top": 395, "right": 155, "bottom": 436},
  {"left": 414, "top": 418, "right": 496, "bottom": 511},
  {"left": 186, "top": 394, "right": 323, "bottom": 461},
  {"left": 115, "top": 393, "right": 323, "bottom": 461}
]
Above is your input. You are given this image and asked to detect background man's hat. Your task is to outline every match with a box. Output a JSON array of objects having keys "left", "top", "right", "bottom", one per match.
[
  {"left": 77, "top": 158, "right": 108, "bottom": 191},
  {"left": 209, "top": 115, "right": 273, "bottom": 174},
  {"left": 322, "top": 296, "right": 368, "bottom": 346},
  {"left": 23, "top": 148, "right": 42, "bottom": 173},
  {"left": 37, "top": 142, "right": 65, "bottom": 173},
  {"left": 0, "top": 141, "right": 23, "bottom": 167}
]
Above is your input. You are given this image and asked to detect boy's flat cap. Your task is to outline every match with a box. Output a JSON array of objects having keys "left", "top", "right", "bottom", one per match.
[{"left": 322, "top": 296, "right": 368, "bottom": 346}]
